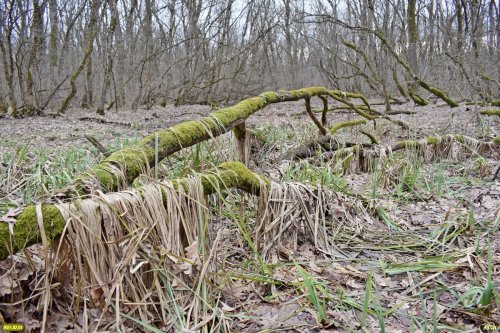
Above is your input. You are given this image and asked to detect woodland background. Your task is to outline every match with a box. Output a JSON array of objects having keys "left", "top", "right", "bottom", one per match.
[{"left": 0, "top": 0, "right": 499, "bottom": 116}]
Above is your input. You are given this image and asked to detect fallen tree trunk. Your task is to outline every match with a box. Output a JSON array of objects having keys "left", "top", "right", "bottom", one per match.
[
  {"left": 0, "top": 162, "right": 269, "bottom": 260},
  {"left": 293, "top": 105, "right": 415, "bottom": 117},
  {"left": 380, "top": 135, "right": 500, "bottom": 156},
  {"left": 278, "top": 136, "right": 370, "bottom": 161},
  {"left": 465, "top": 100, "right": 500, "bottom": 107},
  {"left": 58, "top": 87, "right": 369, "bottom": 197},
  {"left": 280, "top": 134, "right": 500, "bottom": 162}
]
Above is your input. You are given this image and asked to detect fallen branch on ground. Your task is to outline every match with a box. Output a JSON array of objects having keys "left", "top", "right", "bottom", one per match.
[
  {"left": 281, "top": 134, "right": 499, "bottom": 163},
  {"left": 84, "top": 134, "right": 111, "bottom": 157},
  {"left": 78, "top": 116, "right": 131, "bottom": 127},
  {"left": 0, "top": 162, "right": 268, "bottom": 260}
]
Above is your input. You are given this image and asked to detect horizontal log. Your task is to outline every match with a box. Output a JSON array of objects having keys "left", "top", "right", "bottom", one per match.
[
  {"left": 280, "top": 134, "right": 500, "bottom": 162},
  {"left": 0, "top": 162, "right": 269, "bottom": 260}
]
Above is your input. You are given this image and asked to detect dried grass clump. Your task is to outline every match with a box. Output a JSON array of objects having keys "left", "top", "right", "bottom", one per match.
[
  {"left": 53, "top": 176, "right": 213, "bottom": 331},
  {"left": 255, "top": 181, "right": 365, "bottom": 260},
  {"left": 327, "top": 134, "right": 498, "bottom": 174}
]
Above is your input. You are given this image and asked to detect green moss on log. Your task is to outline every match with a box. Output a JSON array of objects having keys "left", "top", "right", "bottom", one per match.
[
  {"left": 1, "top": 162, "right": 269, "bottom": 260},
  {"left": 223, "top": 161, "right": 269, "bottom": 189},
  {"left": 480, "top": 109, "right": 500, "bottom": 116},
  {"left": 426, "top": 136, "right": 438, "bottom": 145},
  {"left": 490, "top": 99, "right": 500, "bottom": 107},
  {"left": 453, "top": 134, "right": 465, "bottom": 144},
  {"left": 173, "top": 162, "right": 269, "bottom": 195},
  {"left": 409, "top": 92, "right": 428, "bottom": 106},
  {"left": 0, "top": 205, "right": 65, "bottom": 259},
  {"left": 329, "top": 119, "right": 367, "bottom": 134},
  {"left": 418, "top": 82, "right": 459, "bottom": 107}
]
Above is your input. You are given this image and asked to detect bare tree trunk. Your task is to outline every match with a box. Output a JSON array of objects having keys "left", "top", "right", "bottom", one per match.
[
  {"left": 59, "top": 0, "right": 102, "bottom": 114},
  {"left": 0, "top": 0, "right": 18, "bottom": 116},
  {"left": 283, "top": 0, "right": 296, "bottom": 85},
  {"left": 25, "top": 0, "right": 44, "bottom": 114},
  {"left": 97, "top": 0, "right": 117, "bottom": 115},
  {"left": 407, "top": 0, "right": 419, "bottom": 74},
  {"left": 48, "top": 0, "right": 58, "bottom": 68},
  {"left": 109, "top": 0, "right": 125, "bottom": 107},
  {"left": 81, "top": 0, "right": 101, "bottom": 108},
  {"left": 455, "top": 0, "right": 464, "bottom": 50},
  {"left": 125, "top": 0, "right": 138, "bottom": 66}
]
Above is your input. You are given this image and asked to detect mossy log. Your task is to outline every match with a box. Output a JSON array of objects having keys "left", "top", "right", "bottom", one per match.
[
  {"left": 280, "top": 134, "right": 499, "bottom": 162},
  {"left": 329, "top": 119, "right": 367, "bottom": 134},
  {"left": 378, "top": 134, "right": 500, "bottom": 156},
  {"left": 408, "top": 91, "right": 429, "bottom": 106},
  {"left": 0, "top": 162, "right": 269, "bottom": 260},
  {"left": 278, "top": 136, "right": 368, "bottom": 161},
  {"left": 417, "top": 81, "right": 459, "bottom": 107},
  {"left": 360, "top": 130, "right": 379, "bottom": 144},
  {"left": 385, "top": 110, "right": 416, "bottom": 115},
  {"left": 480, "top": 109, "right": 500, "bottom": 116},
  {"left": 60, "top": 87, "right": 369, "bottom": 196},
  {"left": 464, "top": 100, "right": 500, "bottom": 107}
]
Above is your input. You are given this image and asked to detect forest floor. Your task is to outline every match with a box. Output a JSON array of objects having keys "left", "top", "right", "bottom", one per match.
[
  {"left": 0, "top": 100, "right": 496, "bottom": 153},
  {"left": 0, "top": 99, "right": 499, "bottom": 332}
]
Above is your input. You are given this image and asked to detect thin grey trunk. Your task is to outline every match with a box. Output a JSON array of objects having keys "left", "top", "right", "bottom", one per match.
[
  {"left": 109, "top": 0, "right": 125, "bottom": 106},
  {"left": 48, "top": 0, "right": 58, "bottom": 68},
  {"left": 25, "top": 0, "right": 43, "bottom": 114},
  {"left": 97, "top": 1, "right": 116, "bottom": 115},
  {"left": 0, "top": 9, "right": 17, "bottom": 116},
  {"left": 407, "top": 0, "right": 419, "bottom": 74},
  {"left": 82, "top": 0, "right": 101, "bottom": 108}
]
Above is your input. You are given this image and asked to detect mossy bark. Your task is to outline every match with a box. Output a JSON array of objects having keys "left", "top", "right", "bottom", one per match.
[
  {"left": 280, "top": 134, "right": 499, "bottom": 162},
  {"left": 480, "top": 109, "right": 500, "bottom": 116},
  {"left": 408, "top": 91, "right": 429, "bottom": 106},
  {"left": 392, "top": 67, "right": 408, "bottom": 100},
  {"left": 62, "top": 87, "right": 367, "bottom": 196},
  {"left": 318, "top": 95, "right": 329, "bottom": 125},
  {"left": 381, "top": 134, "right": 499, "bottom": 155},
  {"left": 278, "top": 137, "right": 366, "bottom": 161},
  {"left": 360, "top": 130, "right": 379, "bottom": 144},
  {"left": 0, "top": 162, "right": 269, "bottom": 260},
  {"left": 329, "top": 119, "right": 367, "bottom": 134}
]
